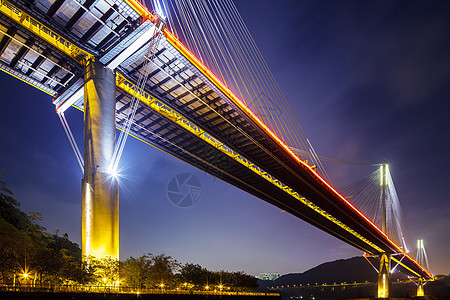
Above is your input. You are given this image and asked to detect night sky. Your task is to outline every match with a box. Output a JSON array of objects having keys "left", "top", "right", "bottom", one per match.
[{"left": 0, "top": 0, "right": 449, "bottom": 276}]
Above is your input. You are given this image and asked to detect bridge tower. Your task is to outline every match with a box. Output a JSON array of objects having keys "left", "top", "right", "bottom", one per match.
[
  {"left": 378, "top": 163, "right": 391, "bottom": 298},
  {"left": 416, "top": 239, "right": 430, "bottom": 296},
  {"left": 81, "top": 58, "right": 119, "bottom": 261}
]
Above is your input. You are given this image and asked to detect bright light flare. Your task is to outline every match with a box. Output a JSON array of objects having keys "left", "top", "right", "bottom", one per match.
[{"left": 107, "top": 168, "right": 120, "bottom": 179}]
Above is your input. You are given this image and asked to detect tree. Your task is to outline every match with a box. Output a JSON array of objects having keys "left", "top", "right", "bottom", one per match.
[
  {"left": 180, "top": 263, "right": 208, "bottom": 288},
  {"left": 0, "top": 218, "right": 27, "bottom": 282},
  {"left": 0, "top": 173, "right": 86, "bottom": 285},
  {"left": 144, "top": 253, "right": 180, "bottom": 288},
  {"left": 120, "top": 255, "right": 152, "bottom": 288},
  {"left": 0, "top": 174, "right": 37, "bottom": 283},
  {"left": 89, "top": 257, "right": 120, "bottom": 285},
  {"left": 0, "top": 173, "right": 258, "bottom": 291}
]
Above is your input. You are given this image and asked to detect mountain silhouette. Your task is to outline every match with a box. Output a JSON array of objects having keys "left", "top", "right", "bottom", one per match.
[{"left": 258, "top": 256, "right": 407, "bottom": 290}]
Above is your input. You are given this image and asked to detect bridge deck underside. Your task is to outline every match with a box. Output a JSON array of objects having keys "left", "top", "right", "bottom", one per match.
[
  {"left": 0, "top": 0, "right": 431, "bottom": 280},
  {"left": 0, "top": 12, "right": 82, "bottom": 95},
  {"left": 111, "top": 40, "right": 399, "bottom": 256},
  {"left": 0, "top": 0, "right": 142, "bottom": 95}
]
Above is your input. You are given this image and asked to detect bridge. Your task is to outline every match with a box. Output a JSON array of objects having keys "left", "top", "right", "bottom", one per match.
[{"left": 0, "top": 0, "right": 432, "bottom": 297}]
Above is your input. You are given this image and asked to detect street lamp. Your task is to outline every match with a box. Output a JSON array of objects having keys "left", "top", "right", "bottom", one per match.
[{"left": 22, "top": 273, "right": 29, "bottom": 287}]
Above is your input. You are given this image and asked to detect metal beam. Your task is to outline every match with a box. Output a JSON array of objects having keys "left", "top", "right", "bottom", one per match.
[
  {"left": 65, "top": 0, "right": 97, "bottom": 30},
  {"left": 149, "top": 75, "right": 171, "bottom": 91},
  {"left": 56, "top": 86, "right": 83, "bottom": 113},
  {"left": 0, "top": 0, "right": 93, "bottom": 64},
  {"left": 47, "top": 0, "right": 65, "bottom": 17},
  {"left": 25, "top": 49, "right": 48, "bottom": 76},
  {"left": 81, "top": 5, "right": 117, "bottom": 41},
  {"left": 96, "top": 20, "right": 128, "bottom": 52},
  {"left": 128, "top": 48, "right": 166, "bottom": 76},
  {"left": 138, "top": 115, "right": 162, "bottom": 133},
  {"left": 106, "top": 23, "right": 158, "bottom": 70},
  {"left": 115, "top": 71, "right": 385, "bottom": 255},
  {"left": 0, "top": 26, "right": 16, "bottom": 56},
  {"left": 41, "top": 58, "right": 65, "bottom": 84}
]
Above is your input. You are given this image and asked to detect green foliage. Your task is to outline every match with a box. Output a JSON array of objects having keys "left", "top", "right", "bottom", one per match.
[
  {"left": 84, "top": 256, "right": 120, "bottom": 285},
  {"left": 179, "top": 263, "right": 258, "bottom": 291},
  {"left": 0, "top": 174, "right": 257, "bottom": 291},
  {"left": 119, "top": 253, "right": 180, "bottom": 289},
  {"left": 145, "top": 253, "right": 180, "bottom": 288},
  {"left": 180, "top": 263, "right": 208, "bottom": 287},
  {"left": 0, "top": 174, "right": 87, "bottom": 285}
]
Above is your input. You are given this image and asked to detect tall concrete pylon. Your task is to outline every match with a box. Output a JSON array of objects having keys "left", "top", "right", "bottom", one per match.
[
  {"left": 378, "top": 163, "right": 391, "bottom": 298},
  {"left": 81, "top": 58, "right": 119, "bottom": 260}
]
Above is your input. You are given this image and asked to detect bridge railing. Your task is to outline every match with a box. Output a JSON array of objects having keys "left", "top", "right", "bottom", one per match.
[{"left": 0, "top": 284, "right": 277, "bottom": 296}]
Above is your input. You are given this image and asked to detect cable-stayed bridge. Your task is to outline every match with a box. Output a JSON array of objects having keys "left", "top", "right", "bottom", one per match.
[{"left": 0, "top": 0, "right": 432, "bottom": 297}]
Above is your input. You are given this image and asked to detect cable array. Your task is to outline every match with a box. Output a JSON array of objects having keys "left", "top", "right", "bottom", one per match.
[
  {"left": 58, "top": 112, "right": 84, "bottom": 173},
  {"left": 342, "top": 166, "right": 412, "bottom": 253},
  {"left": 153, "top": 0, "right": 332, "bottom": 182},
  {"left": 109, "top": 18, "right": 165, "bottom": 174},
  {"left": 416, "top": 239, "right": 430, "bottom": 273}
]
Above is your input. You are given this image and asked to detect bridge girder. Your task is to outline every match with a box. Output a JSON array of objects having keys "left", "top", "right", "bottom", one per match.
[{"left": 0, "top": 0, "right": 432, "bottom": 280}]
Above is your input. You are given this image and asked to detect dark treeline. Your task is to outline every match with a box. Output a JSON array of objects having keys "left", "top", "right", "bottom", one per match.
[
  {"left": 0, "top": 174, "right": 87, "bottom": 285},
  {"left": 0, "top": 174, "right": 257, "bottom": 291},
  {"left": 120, "top": 256, "right": 258, "bottom": 291}
]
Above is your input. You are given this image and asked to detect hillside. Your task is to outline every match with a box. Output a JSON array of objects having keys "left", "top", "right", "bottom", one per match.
[{"left": 258, "top": 256, "right": 407, "bottom": 289}]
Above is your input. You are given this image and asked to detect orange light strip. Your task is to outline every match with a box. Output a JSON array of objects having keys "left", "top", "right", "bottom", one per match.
[
  {"left": 164, "top": 29, "right": 401, "bottom": 246},
  {"left": 122, "top": 0, "right": 431, "bottom": 278},
  {"left": 122, "top": 0, "right": 156, "bottom": 22},
  {"left": 163, "top": 28, "right": 433, "bottom": 278},
  {"left": 165, "top": 31, "right": 436, "bottom": 277}
]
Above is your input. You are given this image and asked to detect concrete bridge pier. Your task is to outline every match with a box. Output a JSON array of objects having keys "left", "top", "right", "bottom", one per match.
[
  {"left": 417, "top": 277, "right": 424, "bottom": 296},
  {"left": 81, "top": 58, "right": 119, "bottom": 261},
  {"left": 377, "top": 252, "right": 391, "bottom": 298}
]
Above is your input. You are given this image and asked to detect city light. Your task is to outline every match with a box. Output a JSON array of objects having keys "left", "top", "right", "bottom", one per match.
[{"left": 22, "top": 273, "right": 28, "bottom": 278}]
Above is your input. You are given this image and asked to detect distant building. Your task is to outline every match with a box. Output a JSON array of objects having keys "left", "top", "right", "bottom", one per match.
[{"left": 257, "top": 272, "right": 280, "bottom": 281}]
